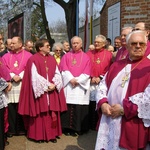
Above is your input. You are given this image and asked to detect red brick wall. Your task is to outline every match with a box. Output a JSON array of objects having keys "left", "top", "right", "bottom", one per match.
[{"left": 100, "top": 0, "right": 150, "bottom": 37}]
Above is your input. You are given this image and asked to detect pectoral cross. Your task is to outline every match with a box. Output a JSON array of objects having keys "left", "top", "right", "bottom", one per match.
[
  {"left": 72, "top": 58, "right": 77, "bottom": 65},
  {"left": 14, "top": 61, "right": 18, "bottom": 67},
  {"left": 121, "top": 74, "right": 129, "bottom": 88},
  {"left": 46, "top": 67, "right": 49, "bottom": 72},
  {"left": 96, "top": 58, "right": 100, "bottom": 64}
]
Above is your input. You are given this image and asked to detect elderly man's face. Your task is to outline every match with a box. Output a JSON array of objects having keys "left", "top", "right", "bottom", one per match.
[
  {"left": 63, "top": 42, "right": 70, "bottom": 52},
  {"left": 94, "top": 37, "right": 105, "bottom": 50},
  {"left": 11, "top": 37, "right": 22, "bottom": 52},
  {"left": 121, "top": 28, "right": 132, "bottom": 46},
  {"left": 127, "top": 32, "right": 147, "bottom": 60},
  {"left": 71, "top": 37, "right": 82, "bottom": 52}
]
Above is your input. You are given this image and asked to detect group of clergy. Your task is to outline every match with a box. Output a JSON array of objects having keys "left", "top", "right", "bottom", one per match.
[{"left": 0, "top": 21, "right": 150, "bottom": 150}]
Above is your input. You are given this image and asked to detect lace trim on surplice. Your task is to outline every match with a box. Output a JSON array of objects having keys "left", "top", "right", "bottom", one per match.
[
  {"left": 31, "top": 63, "right": 51, "bottom": 98},
  {"left": 52, "top": 66, "right": 63, "bottom": 92},
  {"left": 129, "top": 84, "right": 150, "bottom": 127}
]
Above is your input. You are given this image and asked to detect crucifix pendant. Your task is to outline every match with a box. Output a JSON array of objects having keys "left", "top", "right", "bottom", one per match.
[
  {"left": 46, "top": 67, "right": 49, "bottom": 72},
  {"left": 121, "top": 74, "right": 129, "bottom": 87},
  {"left": 72, "top": 58, "right": 77, "bottom": 65},
  {"left": 14, "top": 61, "right": 18, "bottom": 67},
  {"left": 96, "top": 58, "right": 100, "bottom": 64}
]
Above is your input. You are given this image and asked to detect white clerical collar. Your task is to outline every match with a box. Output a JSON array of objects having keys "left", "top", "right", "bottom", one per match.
[
  {"left": 129, "top": 57, "right": 133, "bottom": 61},
  {"left": 63, "top": 50, "right": 66, "bottom": 54}
]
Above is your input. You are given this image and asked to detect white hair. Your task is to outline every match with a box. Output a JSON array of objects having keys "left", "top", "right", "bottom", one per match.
[
  {"left": 95, "top": 34, "right": 106, "bottom": 43},
  {"left": 71, "top": 36, "right": 82, "bottom": 44},
  {"left": 126, "top": 30, "right": 147, "bottom": 44},
  {"left": 52, "top": 42, "right": 63, "bottom": 52}
]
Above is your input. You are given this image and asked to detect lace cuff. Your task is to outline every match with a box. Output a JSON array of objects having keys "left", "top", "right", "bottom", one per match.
[
  {"left": 32, "top": 63, "right": 51, "bottom": 98},
  {"left": 52, "top": 66, "right": 63, "bottom": 92},
  {"left": 129, "top": 84, "right": 150, "bottom": 127},
  {"left": 96, "top": 77, "right": 107, "bottom": 104}
]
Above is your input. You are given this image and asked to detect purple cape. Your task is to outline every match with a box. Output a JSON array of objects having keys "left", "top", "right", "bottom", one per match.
[{"left": 18, "top": 53, "right": 67, "bottom": 117}]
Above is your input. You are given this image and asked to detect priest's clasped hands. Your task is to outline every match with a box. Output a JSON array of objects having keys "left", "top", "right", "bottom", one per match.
[
  {"left": 101, "top": 103, "right": 124, "bottom": 118},
  {"left": 48, "top": 83, "right": 56, "bottom": 92},
  {"left": 70, "top": 78, "right": 79, "bottom": 88},
  {"left": 91, "top": 77, "right": 101, "bottom": 84}
]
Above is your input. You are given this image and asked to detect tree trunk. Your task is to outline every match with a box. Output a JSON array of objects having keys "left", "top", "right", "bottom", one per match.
[
  {"left": 40, "top": 0, "right": 55, "bottom": 47},
  {"left": 65, "top": 1, "right": 77, "bottom": 42},
  {"left": 53, "top": 0, "right": 79, "bottom": 44}
]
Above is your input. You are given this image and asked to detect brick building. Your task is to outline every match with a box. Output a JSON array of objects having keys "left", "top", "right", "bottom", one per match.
[{"left": 100, "top": 0, "right": 150, "bottom": 43}]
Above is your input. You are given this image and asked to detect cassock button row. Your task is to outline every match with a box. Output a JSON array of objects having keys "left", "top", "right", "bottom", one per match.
[{"left": 47, "top": 115, "right": 50, "bottom": 134}]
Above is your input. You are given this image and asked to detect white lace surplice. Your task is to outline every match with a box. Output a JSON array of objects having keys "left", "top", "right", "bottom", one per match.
[
  {"left": 95, "top": 64, "right": 131, "bottom": 150},
  {"left": 129, "top": 84, "right": 150, "bottom": 127},
  {"left": 31, "top": 63, "right": 63, "bottom": 99},
  {"left": 31, "top": 63, "right": 51, "bottom": 98},
  {"left": 52, "top": 66, "right": 63, "bottom": 92}
]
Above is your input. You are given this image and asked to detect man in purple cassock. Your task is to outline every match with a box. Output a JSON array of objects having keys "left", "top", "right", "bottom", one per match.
[
  {"left": 115, "top": 27, "right": 133, "bottom": 62},
  {"left": 86, "top": 34, "right": 112, "bottom": 130},
  {"left": 18, "top": 38, "right": 67, "bottom": 143},
  {"left": 2, "top": 36, "right": 32, "bottom": 136},
  {"left": 95, "top": 30, "right": 150, "bottom": 150},
  {"left": 133, "top": 22, "right": 150, "bottom": 56},
  {"left": 59, "top": 36, "right": 91, "bottom": 136}
]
